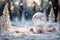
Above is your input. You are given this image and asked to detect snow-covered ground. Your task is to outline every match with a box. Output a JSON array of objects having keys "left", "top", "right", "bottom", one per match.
[
  {"left": 0, "top": 26, "right": 60, "bottom": 40},
  {"left": 0, "top": 20, "right": 60, "bottom": 40},
  {"left": 0, "top": 29, "right": 60, "bottom": 40}
]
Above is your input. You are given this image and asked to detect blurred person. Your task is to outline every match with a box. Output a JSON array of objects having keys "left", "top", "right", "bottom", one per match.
[
  {"left": 50, "top": 0, "right": 58, "bottom": 22},
  {"left": 40, "top": 0, "right": 52, "bottom": 21},
  {"left": 45, "top": 1, "right": 53, "bottom": 21}
]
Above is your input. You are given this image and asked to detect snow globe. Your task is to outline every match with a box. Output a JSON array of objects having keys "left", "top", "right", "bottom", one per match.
[
  {"left": 32, "top": 12, "right": 46, "bottom": 25},
  {"left": 32, "top": 12, "right": 46, "bottom": 33}
]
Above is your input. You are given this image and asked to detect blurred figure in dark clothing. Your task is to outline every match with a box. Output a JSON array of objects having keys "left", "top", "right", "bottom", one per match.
[
  {"left": 40, "top": 1, "right": 52, "bottom": 21},
  {"left": 45, "top": 1, "right": 52, "bottom": 21},
  {"left": 50, "top": 0, "right": 58, "bottom": 22},
  {"left": 33, "top": 1, "right": 37, "bottom": 13}
]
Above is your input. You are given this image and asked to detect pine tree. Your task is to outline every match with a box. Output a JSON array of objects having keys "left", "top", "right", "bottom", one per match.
[
  {"left": 26, "top": 22, "right": 29, "bottom": 31},
  {"left": 48, "top": 8, "right": 55, "bottom": 23},
  {"left": 2, "top": 3, "right": 11, "bottom": 30},
  {"left": 44, "top": 9, "right": 47, "bottom": 22},
  {"left": 21, "top": 11, "right": 25, "bottom": 24}
]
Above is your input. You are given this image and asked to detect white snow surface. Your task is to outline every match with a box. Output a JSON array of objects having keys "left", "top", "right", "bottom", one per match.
[{"left": 0, "top": 27, "right": 60, "bottom": 40}]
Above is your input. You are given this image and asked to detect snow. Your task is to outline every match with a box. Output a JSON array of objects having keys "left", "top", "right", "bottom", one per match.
[
  {"left": 0, "top": 16, "right": 59, "bottom": 40},
  {"left": 0, "top": 33, "right": 60, "bottom": 40},
  {"left": 0, "top": 26, "right": 60, "bottom": 40},
  {"left": 0, "top": 1, "right": 60, "bottom": 40},
  {"left": 0, "top": 7, "right": 60, "bottom": 40}
]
